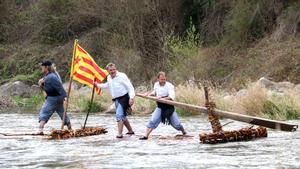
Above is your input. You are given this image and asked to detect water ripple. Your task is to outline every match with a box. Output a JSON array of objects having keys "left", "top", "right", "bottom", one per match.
[{"left": 0, "top": 112, "right": 299, "bottom": 168}]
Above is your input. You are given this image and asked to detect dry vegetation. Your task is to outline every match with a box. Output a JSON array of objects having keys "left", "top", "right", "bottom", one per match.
[{"left": 173, "top": 82, "right": 300, "bottom": 120}]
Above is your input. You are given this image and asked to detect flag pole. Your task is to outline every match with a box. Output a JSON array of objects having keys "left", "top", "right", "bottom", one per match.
[
  {"left": 61, "top": 39, "right": 78, "bottom": 130},
  {"left": 83, "top": 77, "right": 96, "bottom": 129}
]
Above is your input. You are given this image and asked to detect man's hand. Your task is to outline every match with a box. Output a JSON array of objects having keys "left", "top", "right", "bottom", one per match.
[
  {"left": 38, "top": 78, "right": 44, "bottom": 87},
  {"left": 129, "top": 99, "right": 134, "bottom": 106},
  {"left": 94, "top": 82, "right": 98, "bottom": 87}
]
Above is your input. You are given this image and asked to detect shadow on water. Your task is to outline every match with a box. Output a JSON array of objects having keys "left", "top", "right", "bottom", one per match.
[{"left": 0, "top": 112, "right": 300, "bottom": 169}]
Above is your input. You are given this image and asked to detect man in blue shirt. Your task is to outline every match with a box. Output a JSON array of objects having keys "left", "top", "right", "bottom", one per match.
[{"left": 37, "top": 60, "right": 72, "bottom": 135}]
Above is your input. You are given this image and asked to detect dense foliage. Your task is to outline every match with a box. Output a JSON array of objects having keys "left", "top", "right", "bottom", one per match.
[{"left": 0, "top": 0, "right": 299, "bottom": 88}]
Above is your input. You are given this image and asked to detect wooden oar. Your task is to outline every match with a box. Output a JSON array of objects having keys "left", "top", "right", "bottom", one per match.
[
  {"left": 0, "top": 133, "right": 49, "bottom": 136},
  {"left": 136, "top": 93, "right": 298, "bottom": 132}
]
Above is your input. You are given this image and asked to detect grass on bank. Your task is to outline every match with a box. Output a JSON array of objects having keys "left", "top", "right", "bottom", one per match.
[
  {"left": 63, "top": 82, "right": 300, "bottom": 120},
  {"left": 9, "top": 80, "right": 299, "bottom": 121},
  {"left": 166, "top": 82, "right": 299, "bottom": 120},
  {"left": 12, "top": 94, "right": 44, "bottom": 109}
]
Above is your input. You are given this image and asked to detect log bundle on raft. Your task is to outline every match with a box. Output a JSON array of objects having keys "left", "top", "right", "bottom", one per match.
[
  {"left": 199, "top": 87, "right": 268, "bottom": 144},
  {"left": 136, "top": 86, "right": 298, "bottom": 144},
  {"left": 200, "top": 126, "right": 267, "bottom": 144},
  {"left": 50, "top": 127, "right": 107, "bottom": 139}
]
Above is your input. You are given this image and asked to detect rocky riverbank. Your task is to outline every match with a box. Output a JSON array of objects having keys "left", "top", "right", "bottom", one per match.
[{"left": 1, "top": 78, "right": 299, "bottom": 119}]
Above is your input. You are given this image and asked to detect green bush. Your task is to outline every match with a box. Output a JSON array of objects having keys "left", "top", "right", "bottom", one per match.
[
  {"left": 164, "top": 18, "right": 200, "bottom": 56},
  {"left": 262, "top": 95, "right": 299, "bottom": 120},
  {"left": 10, "top": 71, "right": 41, "bottom": 85},
  {"left": 74, "top": 96, "right": 104, "bottom": 113},
  {"left": 164, "top": 18, "right": 203, "bottom": 83},
  {"left": 12, "top": 94, "right": 44, "bottom": 108}
]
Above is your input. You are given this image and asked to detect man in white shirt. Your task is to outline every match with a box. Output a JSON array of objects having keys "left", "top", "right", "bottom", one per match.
[
  {"left": 95, "top": 63, "right": 135, "bottom": 138},
  {"left": 140, "top": 71, "right": 186, "bottom": 140}
]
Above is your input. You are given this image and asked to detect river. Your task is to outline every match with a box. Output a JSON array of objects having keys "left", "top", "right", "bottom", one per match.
[{"left": 0, "top": 112, "right": 299, "bottom": 169}]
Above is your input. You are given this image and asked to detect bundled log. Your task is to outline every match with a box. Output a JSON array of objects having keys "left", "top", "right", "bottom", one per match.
[
  {"left": 50, "top": 127, "right": 107, "bottom": 139},
  {"left": 200, "top": 126, "right": 267, "bottom": 144},
  {"left": 199, "top": 86, "right": 268, "bottom": 144},
  {"left": 204, "top": 87, "right": 223, "bottom": 133}
]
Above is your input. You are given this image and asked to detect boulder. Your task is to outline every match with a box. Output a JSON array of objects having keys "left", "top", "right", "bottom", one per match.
[
  {"left": 274, "top": 81, "right": 295, "bottom": 92},
  {"left": 257, "top": 77, "right": 295, "bottom": 92},
  {"left": 0, "top": 96, "right": 14, "bottom": 110},
  {"left": 103, "top": 103, "right": 115, "bottom": 114},
  {"left": 223, "top": 95, "right": 234, "bottom": 103},
  {"left": 30, "top": 85, "right": 42, "bottom": 96},
  {"left": 236, "top": 89, "right": 247, "bottom": 98},
  {"left": 0, "top": 81, "right": 31, "bottom": 97},
  {"left": 294, "top": 84, "right": 300, "bottom": 93},
  {"left": 257, "top": 77, "right": 275, "bottom": 89},
  {"left": 77, "top": 86, "right": 93, "bottom": 96},
  {"left": 63, "top": 82, "right": 80, "bottom": 91}
]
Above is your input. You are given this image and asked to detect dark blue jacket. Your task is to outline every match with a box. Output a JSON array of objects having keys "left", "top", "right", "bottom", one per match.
[{"left": 43, "top": 72, "right": 66, "bottom": 97}]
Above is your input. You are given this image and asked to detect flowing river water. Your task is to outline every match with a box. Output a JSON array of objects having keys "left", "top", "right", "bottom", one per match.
[{"left": 0, "top": 112, "right": 299, "bottom": 169}]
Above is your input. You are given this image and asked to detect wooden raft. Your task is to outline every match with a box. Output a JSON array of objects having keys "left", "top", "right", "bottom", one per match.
[
  {"left": 50, "top": 127, "right": 107, "bottom": 139},
  {"left": 200, "top": 126, "right": 267, "bottom": 144},
  {"left": 199, "top": 87, "right": 267, "bottom": 144},
  {"left": 136, "top": 94, "right": 297, "bottom": 132}
]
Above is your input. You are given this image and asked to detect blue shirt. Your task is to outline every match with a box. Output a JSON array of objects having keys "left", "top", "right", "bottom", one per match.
[{"left": 43, "top": 72, "right": 66, "bottom": 97}]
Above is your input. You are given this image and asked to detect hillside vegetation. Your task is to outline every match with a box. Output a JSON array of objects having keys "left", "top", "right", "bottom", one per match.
[{"left": 0, "top": 0, "right": 299, "bottom": 89}]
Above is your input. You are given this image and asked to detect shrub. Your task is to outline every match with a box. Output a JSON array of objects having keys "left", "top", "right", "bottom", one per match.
[
  {"left": 10, "top": 71, "right": 41, "bottom": 85},
  {"left": 12, "top": 94, "right": 44, "bottom": 108}
]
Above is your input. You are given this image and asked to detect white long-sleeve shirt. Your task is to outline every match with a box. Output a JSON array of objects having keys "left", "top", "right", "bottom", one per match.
[
  {"left": 150, "top": 81, "right": 175, "bottom": 100},
  {"left": 97, "top": 71, "right": 135, "bottom": 99}
]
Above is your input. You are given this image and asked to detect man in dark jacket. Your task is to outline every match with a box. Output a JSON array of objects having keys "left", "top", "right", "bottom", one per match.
[{"left": 37, "top": 60, "right": 72, "bottom": 135}]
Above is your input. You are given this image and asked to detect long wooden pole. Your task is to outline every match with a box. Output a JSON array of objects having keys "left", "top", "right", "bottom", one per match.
[
  {"left": 61, "top": 39, "right": 78, "bottom": 130},
  {"left": 83, "top": 78, "right": 96, "bottom": 129},
  {"left": 136, "top": 93, "right": 298, "bottom": 132}
]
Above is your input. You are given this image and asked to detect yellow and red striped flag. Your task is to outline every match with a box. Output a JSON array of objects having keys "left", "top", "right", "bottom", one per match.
[{"left": 71, "top": 43, "right": 108, "bottom": 94}]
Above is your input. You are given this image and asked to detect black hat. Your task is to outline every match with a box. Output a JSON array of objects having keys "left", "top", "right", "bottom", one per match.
[{"left": 40, "top": 60, "right": 52, "bottom": 66}]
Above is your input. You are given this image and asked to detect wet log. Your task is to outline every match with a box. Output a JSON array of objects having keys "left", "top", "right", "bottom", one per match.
[
  {"left": 199, "top": 126, "right": 267, "bottom": 144},
  {"left": 0, "top": 133, "right": 48, "bottom": 136},
  {"left": 49, "top": 127, "right": 107, "bottom": 139},
  {"left": 136, "top": 93, "right": 298, "bottom": 132},
  {"left": 0, "top": 127, "right": 107, "bottom": 139}
]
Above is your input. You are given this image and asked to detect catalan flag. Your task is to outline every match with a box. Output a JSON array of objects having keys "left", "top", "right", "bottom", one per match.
[{"left": 71, "top": 42, "right": 108, "bottom": 94}]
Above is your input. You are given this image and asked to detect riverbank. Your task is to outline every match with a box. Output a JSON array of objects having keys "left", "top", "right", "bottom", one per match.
[{"left": 0, "top": 77, "right": 299, "bottom": 120}]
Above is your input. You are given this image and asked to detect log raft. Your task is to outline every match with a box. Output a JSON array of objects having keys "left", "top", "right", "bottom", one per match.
[
  {"left": 0, "top": 127, "right": 107, "bottom": 139},
  {"left": 50, "top": 127, "right": 107, "bottom": 139},
  {"left": 137, "top": 87, "right": 298, "bottom": 144},
  {"left": 136, "top": 94, "right": 298, "bottom": 132},
  {"left": 200, "top": 87, "right": 267, "bottom": 144}
]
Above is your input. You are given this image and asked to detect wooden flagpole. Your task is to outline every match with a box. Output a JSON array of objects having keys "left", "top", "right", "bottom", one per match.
[
  {"left": 61, "top": 39, "right": 78, "bottom": 130},
  {"left": 83, "top": 78, "right": 96, "bottom": 129}
]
